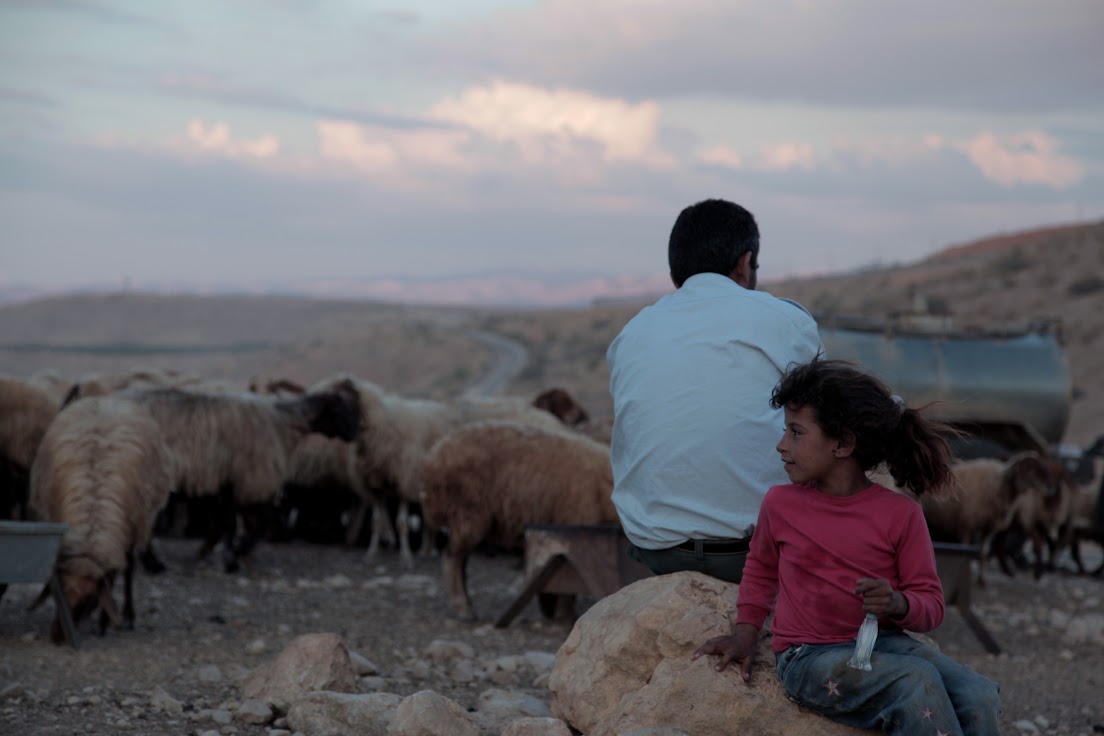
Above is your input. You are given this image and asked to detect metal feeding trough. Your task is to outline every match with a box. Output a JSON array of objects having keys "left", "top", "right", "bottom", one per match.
[
  {"left": 0, "top": 520, "right": 79, "bottom": 647},
  {"left": 0, "top": 520, "right": 69, "bottom": 583}
]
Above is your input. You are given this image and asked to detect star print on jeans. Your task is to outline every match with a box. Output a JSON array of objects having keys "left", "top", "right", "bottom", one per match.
[
  {"left": 921, "top": 707, "right": 933, "bottom": 721},
  {"left": 823, "top": 678, "right": 840, "bottom": 696},
  {"left": 935, "top": 730, "right": 949, "bottom": 736}
]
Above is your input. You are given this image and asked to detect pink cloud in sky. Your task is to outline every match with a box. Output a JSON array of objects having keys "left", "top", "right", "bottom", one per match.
[
  {"left": 184, "top": 120, "right": 279, "bottom": 159},
  {"left": 958, "top": 131, "right": 1083, "bottom": 188}
]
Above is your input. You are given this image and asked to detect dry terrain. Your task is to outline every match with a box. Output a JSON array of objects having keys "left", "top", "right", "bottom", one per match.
[{"left": 1, "top": 220, "right": 1103, "bottom": 735}]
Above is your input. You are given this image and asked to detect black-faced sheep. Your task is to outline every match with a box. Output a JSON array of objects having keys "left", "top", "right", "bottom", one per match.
[
  {"left": 124, "top": 382, "right": 361, "bottom": 571},
  {"left": 419, "top": 419, "right": 617, "bottom": 620},
  {"left": 27, "top": 396, "right": 174, "bottom": 642},
  {"left": 0, "top": 375, "right": 62, "bottom": 520},
  {"left": 918, "top": 451, "right": 1066, "bottom": 587},
  {"left": 314, "top": 375, "right": 569, "bottom": 568}
]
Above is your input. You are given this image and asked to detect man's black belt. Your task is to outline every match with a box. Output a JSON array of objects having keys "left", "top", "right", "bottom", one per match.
[{"left": 674, "top": 537, "right": 751, "bottom": 554}]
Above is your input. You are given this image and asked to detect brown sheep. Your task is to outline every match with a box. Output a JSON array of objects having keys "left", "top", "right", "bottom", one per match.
[
  {"left": 420, "top": 419, "right": 617, "bottom": 620},
  {"left": 919, "top": 451, "right": 1064, "bottom": 587},
  {"left": 532, "top": 387, "right": 590, "bottom": 427}
]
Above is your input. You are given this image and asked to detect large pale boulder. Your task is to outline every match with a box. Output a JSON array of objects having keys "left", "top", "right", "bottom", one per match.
[
  {"left": 242, "top": 632, "right": 358, "bottom": 711},
  {"left": 549, "top": 572, "right": 874, "bottom": 736}
]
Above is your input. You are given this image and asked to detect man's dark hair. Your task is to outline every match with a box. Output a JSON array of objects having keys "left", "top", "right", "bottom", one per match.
[{"left": 668, "top": 199, "right": 760, "bottom": 288}]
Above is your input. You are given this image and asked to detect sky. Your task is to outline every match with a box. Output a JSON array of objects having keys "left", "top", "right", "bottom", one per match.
[{"left": 1, "top": 0, "right": 1102, "bottom": 306}]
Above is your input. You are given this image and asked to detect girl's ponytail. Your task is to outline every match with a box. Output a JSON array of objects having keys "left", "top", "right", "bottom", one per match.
[{"left": 884, "top": 406, "right": 958, "bottom": 497}]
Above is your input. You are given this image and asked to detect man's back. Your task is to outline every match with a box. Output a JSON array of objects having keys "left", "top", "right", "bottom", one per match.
[{"left": 608, "top": 272, "right": 822, "bottom": 549}]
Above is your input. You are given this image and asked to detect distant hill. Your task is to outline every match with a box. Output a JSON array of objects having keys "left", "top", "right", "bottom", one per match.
[{"left": 1, "top": 220, "right": 1101, "bottom": 446}]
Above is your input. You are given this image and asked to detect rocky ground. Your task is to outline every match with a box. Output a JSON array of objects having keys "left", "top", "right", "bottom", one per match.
[{"left": 2, "top": 534, "right": 1103, "bottom": 736}]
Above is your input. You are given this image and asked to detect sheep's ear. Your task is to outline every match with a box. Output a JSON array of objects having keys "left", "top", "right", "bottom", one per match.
[{"left": 98, "top": 585, "right": 123, "bottom": 627}]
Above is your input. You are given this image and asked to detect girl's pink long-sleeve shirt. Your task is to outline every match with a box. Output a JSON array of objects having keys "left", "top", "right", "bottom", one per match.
[{"left": 734, "top": 482, "right": 944, "bottom": 653}]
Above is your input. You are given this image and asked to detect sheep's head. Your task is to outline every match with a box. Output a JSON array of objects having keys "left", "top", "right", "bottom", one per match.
[
  {"left": 296, "top": 388, "right": 361, "bottom": 442},
  {"left": 53, "top": 557, "right": 120, "bottom": 643},
  {"left": 1002, "top": 452, "right": 1058, "bottom": 502},
  {"left": 533, "top": 387, "right": 590, "bottom": 427}
]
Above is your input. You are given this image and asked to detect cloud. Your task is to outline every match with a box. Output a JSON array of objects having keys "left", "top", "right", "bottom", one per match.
[
  {"left": 957, "top": 131, "right": 1083, "bottom": 188},
  {"left": 183, "top": 120, "right": 280, "bottom": 159},
  {"left": 428, "top": 80, "right": 670, "bottom": 165},
  {"left": 422, "top": 0, "right": 1104, "bottom": 113},
  {"left": 313, "top": 80, "right": 675, "bottom": 195}
]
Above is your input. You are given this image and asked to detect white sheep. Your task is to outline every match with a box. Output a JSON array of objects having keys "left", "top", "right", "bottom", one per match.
[
  {"left": 27, "top": 395, "right": 174, "bottom": 642},
  {"left": 0, "top": 375, "right": 61, "bottom": 520},
  {"left": 419, "top": 419, "right": 618, "bottom": 620},
  {"left": 918, "top": 451, "right": 1064, "bottom": 587}
]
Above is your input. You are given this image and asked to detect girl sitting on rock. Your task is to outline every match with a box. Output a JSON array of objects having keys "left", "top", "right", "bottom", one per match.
[{"left": 692, "top": 357, "right": 1000, "bottom": 735}]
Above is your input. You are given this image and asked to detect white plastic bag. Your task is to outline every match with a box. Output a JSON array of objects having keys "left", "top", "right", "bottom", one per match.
[{"left": 847, "top": 613, "right": 878, "bottom": 671}]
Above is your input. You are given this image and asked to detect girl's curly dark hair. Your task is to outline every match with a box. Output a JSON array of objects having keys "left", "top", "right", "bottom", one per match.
[{"left": 770, "top": 356, "right": 957, "bottom": 496}]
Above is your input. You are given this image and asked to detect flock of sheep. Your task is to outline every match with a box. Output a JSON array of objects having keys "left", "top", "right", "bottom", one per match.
[
  {"left": 0, "top": 368, "right": 617, "bottom": 639},
  {"left": 1, "top": 365, "right": 1101, "bottom": 645}
]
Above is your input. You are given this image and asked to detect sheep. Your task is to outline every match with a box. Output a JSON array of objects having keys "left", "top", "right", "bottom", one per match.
[
  {"left": 250, "top": 375, "right": 370, "bottom": 545},
  {"left": 26, "top": 395, "right": 174, "bottom": 642},
  {"left": 917, "top": 451, "right": 1064, "bottom": 587},
  {"left": 419, "top": 418, "right": 618, "bottom": 620},
  {"left": 1063, "top": 483, "right": 1103, "bottom": 575},
  {"left": 0, "top": 375, "right": 62, "bottom": 520},
  {"left": 121, "top": 382, "right": 361, "bottom": 572},
  {"left": 313, "top": 375, "right": 570, "bottom": 568}
]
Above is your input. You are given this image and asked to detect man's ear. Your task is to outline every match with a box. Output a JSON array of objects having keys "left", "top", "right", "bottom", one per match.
[{"left": 731, "top": 251, "right": 755, "bottom": 288}]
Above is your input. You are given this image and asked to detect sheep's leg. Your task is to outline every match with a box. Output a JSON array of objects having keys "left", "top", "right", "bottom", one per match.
[
  {"left": 976, "top": 535, "right": 991, "bottom": 588},
  {"left": 139, "top": 542, "right": 167, "bottom": 575},
  {"left": 97, "top": 573, "right": 122, "bottom": 635},
  {"left": 192, "top": 494, "right": 225, "bottom": 561},
  {"left": 231, "top": 504, "right": 269, "bottom": 572},
  {"left": 441, "top": 546, "right": 477, "bottom": 621},
  {"left": 395, "top": 500, "right": 416, "bottom": 569},
  {"left": 122, "top": 549, "right": 136, "bottom": 629},
  {"left": 363, "top": 497, "right": 397, "bottom": 561},
  {"left": 345, "top": 497, "right": 368, "bottom": 547},
  {"left": 416, "top": 506, "right": 440, "bottom": 559},
  {"left": 1030, "top": 527, "right": 1047, "bottom": 579}
]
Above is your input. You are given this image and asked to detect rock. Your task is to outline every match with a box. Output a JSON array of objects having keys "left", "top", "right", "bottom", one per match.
[
  {"left": 523, "top": 651, "right": 556, "bottom": 674},
  {"left": 500, "top": 717, "right": 574, "bottom": 736},
  {"left": 236, "top": 699, "right": 274, "bottom": 725},
  {"left": 472, "top": 688, "right": 552, "bottom": 735},
  {"left": 387, "top": 690, "right": 480, "bottom": 736},
  {"left": 150, "top": 687, "right": 183, "bottom": 715},
  {"left": 242, "top": 633, "right": 358, "bottom": 712},
  {"left": 286, "top": 691, "right": 402, "bottom": 736},
  {"left": 548, "top": 572, "right": 871, "bottom": 736},
  {"left": 197, "top": 664, "right": 223, "bottom": 683}
]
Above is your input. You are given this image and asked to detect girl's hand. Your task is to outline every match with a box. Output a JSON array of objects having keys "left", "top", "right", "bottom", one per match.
[
  {"left": 691, "top": 623, "right": 759, "bottom": 683},
  {"left": 854, "top": 577, "right": 909, "bottom": 619}
]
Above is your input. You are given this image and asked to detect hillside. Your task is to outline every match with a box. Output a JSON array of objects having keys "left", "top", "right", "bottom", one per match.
[{"left": 1, "top": 220, "right": 1101, "bottom": 446}]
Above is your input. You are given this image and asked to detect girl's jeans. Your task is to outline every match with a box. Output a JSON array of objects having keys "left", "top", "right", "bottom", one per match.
[{"left": 775, "top": 631, "right": 1000, "bottom": 735}]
